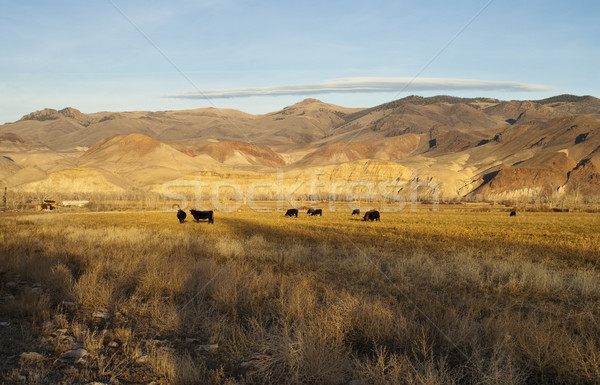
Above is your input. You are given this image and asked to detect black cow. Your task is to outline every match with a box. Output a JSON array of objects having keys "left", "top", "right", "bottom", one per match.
[
  {"left": 510, "top": 210, "right": 517, "bottom": 217},
  {"left": 363, "top": 210, "right": 380, "bottom": 222},
  {"left": 352, "top": 209, "right": 360, "bottom": 215},
  {"left": 308, "top": 209, "right": 322, "bottom": 216},
  {"left": 190, "top": 209, "right": 214, "bottom": 224},
  {"left": 285, "top": 208, "right": 298, "bottom": 217},
  {"left": 176, "top": 209, "right": 186, "bottom": 223}
]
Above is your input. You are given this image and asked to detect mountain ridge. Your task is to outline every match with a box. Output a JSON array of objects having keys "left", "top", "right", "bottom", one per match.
[{"left": 1, "top": 94, "right": 599, "bottom": 201}]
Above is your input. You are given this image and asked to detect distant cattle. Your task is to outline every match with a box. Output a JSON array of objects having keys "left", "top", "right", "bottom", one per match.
[
  {"left": 176, "top": 209, "right": 187, "bottom": 223},
  {"left": 363, "top": 210, "right": 380, "bottom": 222},
  {"left": 352, "top": 209, "right": 360, "bottom": 215},
  {"left": 307, "top": 208, "right": 322, "bottom": 216},
  {"left": 285, "top": 208, "right": 298, "bottom": 217},
  {"left": 510, "top": 210, "right": 517, "bottom": 217},
  {"left": 190, "top": 209, "right": 214, "bottom": 224}
]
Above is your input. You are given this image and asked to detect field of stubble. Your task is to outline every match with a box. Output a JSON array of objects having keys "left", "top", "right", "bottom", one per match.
[{"left": 0, "top": 208, "right": 599, "bottom": 385}]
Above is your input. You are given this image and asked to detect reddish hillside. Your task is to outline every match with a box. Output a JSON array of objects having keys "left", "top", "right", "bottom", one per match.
[
  {"left": 83, "top": 133, "right": 162, "bottom": 159},
  {"left": 78, "top": 133, "right": 203, "bottom": 184},
  {"left": 297, "top": 134, "right": 420, "bottom": 166},
  {"left": 172, "top": 141, "right": 285, "bottom": 167},
  {"left": 565, "top": 157, "right": 600, "bottom": 197},
  {"left": 469, "top": 152, "right": 577, "bottom": 198},
  {"left": 0, "top": 132, "right": 45, "bottom": 152}
]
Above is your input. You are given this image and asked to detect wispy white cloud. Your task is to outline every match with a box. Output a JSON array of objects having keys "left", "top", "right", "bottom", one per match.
[{"left": 167, "top": 77, "right": 554, "bottom": 99}]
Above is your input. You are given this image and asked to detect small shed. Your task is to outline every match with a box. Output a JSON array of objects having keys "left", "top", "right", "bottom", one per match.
[{"left": 37, "top": 200, "right": 56, "bottom": 211}]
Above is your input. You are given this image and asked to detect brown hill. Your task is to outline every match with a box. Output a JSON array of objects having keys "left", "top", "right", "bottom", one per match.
[
  {"left": 565, "top": 157, "right": 600, "bottom": 197},
  {"left": 83, "top": 133, "right": 161, "bottom": 159},
  {"left": 256, "top": 98, "right": 362, "bottom": 148},
  {"left": 17, "top": 167, "right": 131, "bottom": 193},
  {"left": 468, "top": 152, "right": 577, "bottom": 200},
  {"left": 296, "top": 134, "right": 420, "bottom": 166},
  {"left": 0, "top": 132, "right": 79, "bottom": 168},
  {"left": 0, "top": 155, "right": 21, "bottom": 181},
  {"left": 171, "top": 141, "right": 285, "bottom": 167},
  {"left": 79, "top": 133, "right": 207, "bottom": 185},
  {"left": 0, "top": 133, "right": 35, "bottom": 152}
]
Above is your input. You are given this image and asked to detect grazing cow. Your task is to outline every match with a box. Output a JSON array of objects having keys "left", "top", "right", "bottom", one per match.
[
  {"left": 306, "top": 208, "right": 315, "bottom": 215},
  {"left": 309, "top": 209, "right": 322, "bottom": 216},
  {"left": 189, "top": 209, "right": 214, "bottom": 224},
  {"left": 510, "top": 210, "right": 516, "bottom": 217},
  {"left": 363, "top": 210, "right": 380, "bottom": 222},
  {"left": 285, "top": 208, "right": 298, "bottom": 217},
  {"left": 176, "top": 209, "right": 187, "bottom": 223},
  {"left": 352, "top": 209, "right": 360, "bottom": 215}
]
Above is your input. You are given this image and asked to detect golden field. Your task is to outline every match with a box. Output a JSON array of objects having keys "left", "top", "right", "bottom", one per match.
[{"left": 0, "top": 208, "right": 599, "bottom": 384}]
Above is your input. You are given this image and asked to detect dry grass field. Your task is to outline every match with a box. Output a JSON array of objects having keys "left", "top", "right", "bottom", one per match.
[{"left": 1, "top": 208, "right": 599, "bottom": 384}]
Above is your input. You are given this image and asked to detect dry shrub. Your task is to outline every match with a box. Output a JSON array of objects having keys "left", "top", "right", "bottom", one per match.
[
  {"left": 112, "top": 326, "right": 134, "bottom": 344},
  {"left": 468, "top": 343, "right": 526, "bottom": 385},
  {"left": 45, "top": 263, "right": 74, "bottom": 301},
  {"left": 353, "top": 346, "right": 408, "bottom": 385},
  {"left": 72, "top": 322, "right": 107, "bottom": 356},
  {"left": 116, "top": 294, "right": 181, "bottom": 333},
  {"left": 73, "top": 268, "right": 113, "bottom": 310},
  {"left": 149, "top": 347, "right": 177, "bottom": 381},
  {"left": 353, "top": 346, "right": 458, "bottom": 385},
  {"left": 252, "top": 324, "right": 349, "bottom": 385},
  {"left": 245, "top": 234, "right": 269, "bottom": 253},
  {"left": 149, "top": 348, "right": 231, "bottom": 385},
  {"left": 215, "top": 237, "right": 244, "bottom": 262},
  {"left": 135, "top": 254, "right": 192, "bottom": 299},
  {"left": 279, "top": 275, "right": 318, "bottom": 323},
  {"left": 250, "top": 293, "right": 356, "bottom": 384},
  {"left": 210, "top": 264, "right": 279, "bottom": 320},
  {"left": 571, "top": 269, "right": 600, "bottom": 297},
  {"left": 511, "top": 313, "right": 600, "bottom": 383},
  {"left": 13, "top": 287, "right": 51, "bottom": 323},
  {"left": 350, "top": 296, "right": 407, "bottom": 350}
]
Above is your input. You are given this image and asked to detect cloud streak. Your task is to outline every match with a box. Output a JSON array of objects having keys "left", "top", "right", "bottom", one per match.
[{"left": 168, "top": 77, "right": 554, "bottom": 99}]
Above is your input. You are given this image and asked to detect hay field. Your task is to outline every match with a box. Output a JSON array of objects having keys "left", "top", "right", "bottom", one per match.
[{"left": 1, "top": 209, "right": 599, "bottom": 384}]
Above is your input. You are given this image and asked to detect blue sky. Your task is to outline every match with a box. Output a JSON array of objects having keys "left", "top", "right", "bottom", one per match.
[{"left": 1, "top": 0, "right": 598, "bottom": 123}]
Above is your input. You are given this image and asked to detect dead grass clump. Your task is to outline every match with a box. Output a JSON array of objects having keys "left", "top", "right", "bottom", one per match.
[
  {"left": 71, "top": 321, "right": 107, "bottom": 356},
  {"left": 350, "top": 295, "right": 408, "bottom": 352},
  {"left": 2, "top": 287, "right": 52, "bottom": 324},
  {"left": 29, "top": 292, "right": 51, "bottom": 324},
  {"left": 149, "top": 348, "right": 236, "bottom": 385},
  {"left": 215, "top": 238, "right": 245, "bottom": 262},
  {"left": 251, "top": 323, "right": 349, "bottom": 385},
  {"left": 45, "top": 263, "right": 74, "bottom": 302},
  {"left": 249, "top": 291, "right": 358, "bottom": 384},
  {"left": 279, "top": 275, "right": 318, "bottom": 323},
  {"left": 353, "top": 346, "right": 458, "bottom": 385},
  {"left": 210, "top": 264, "right": 280, "bottom": 321},
  {"left": 73, "top": 268, "right": 113, "bottom": 310},
  {"left": 135, "top": 254, "right": 192, "bottom": 300}
]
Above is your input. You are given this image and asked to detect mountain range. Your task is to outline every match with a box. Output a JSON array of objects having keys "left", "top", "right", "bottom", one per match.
[{"left": 1, "top": 94, "right": 599, "bottom": 203}]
